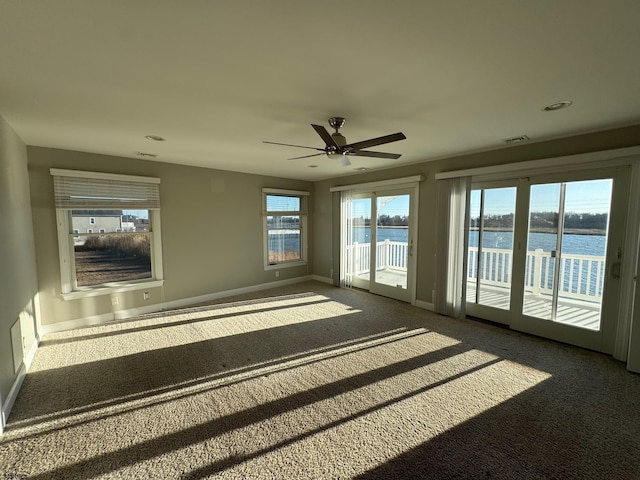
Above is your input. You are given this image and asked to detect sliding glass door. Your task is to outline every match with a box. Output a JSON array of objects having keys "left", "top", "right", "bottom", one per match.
[
  {"left": 341, "top": 187, "right": 417, "bottom": 303},
  {"left": 465, "top": 167, "right": 630, "bottom": 353},
  {"left": 521, "top": 180, "right": 612, "bottom": 328},
  {"left": 370, "top": 191, "right": 412, "bottom": 300}
]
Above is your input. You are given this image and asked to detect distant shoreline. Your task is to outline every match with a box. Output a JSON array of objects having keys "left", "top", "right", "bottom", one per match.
[{"left": 469, "top": 227, "right": 606, "bottom": 236}]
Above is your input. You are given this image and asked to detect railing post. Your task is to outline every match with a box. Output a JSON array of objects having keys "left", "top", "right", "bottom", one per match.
[
  {"left": 533, "top": 248, "right": 543, "bottom": 296},
  {"left": 383, "top": 239, "right": 390, "bottom": 268},
  {"left": 351, "top": 242, "right": 360, "bottom": 275}
]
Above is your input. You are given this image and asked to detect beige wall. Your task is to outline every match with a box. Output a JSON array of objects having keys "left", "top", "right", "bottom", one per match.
[
  {"left": 311, "top": 125, "right": 640, "bottom": 305},
  {"left": 28, "top": 147, "right": 313, "bottom": 328},
  {"left": 0, "top": 115, "right": 39, "bottom": 410}
]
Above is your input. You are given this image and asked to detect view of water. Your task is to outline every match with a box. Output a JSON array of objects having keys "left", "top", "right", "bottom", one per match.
[
  {"left": 349, "top": 226, "right": 408, "bottom": 244},
  {"left": 469, "top": 230, "right": 607, "bottom": 256},
  {"left": 349, "top": 227, "right": 607, "bottom": 257},
  {"left": 468, "top": 230, "right": 608, "bottom": 297}
]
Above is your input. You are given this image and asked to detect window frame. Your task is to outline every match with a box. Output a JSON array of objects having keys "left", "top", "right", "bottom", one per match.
[
  {"left": 52, "top": 169, "right": 164, "bottom": 300},
  {"left": 262, "top": 188, "right": 309, "bottom": 270}
]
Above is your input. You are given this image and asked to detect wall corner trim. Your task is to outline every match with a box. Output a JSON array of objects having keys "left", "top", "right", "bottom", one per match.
[{"left": 415, "top": 300, "right": 435, "bottom": 311}]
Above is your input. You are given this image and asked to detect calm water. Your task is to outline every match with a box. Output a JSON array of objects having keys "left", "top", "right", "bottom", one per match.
[
  {"left": 274, "top": 227, "right": 607, "bottom": 263},
  {"left": 469, "top": 230, "right": 607, "bottom": 256},
  {"left": 349, "top": 226, "right": 408, "bottom": 244},
  {"left": 350, "top": 227, "right": 607, "bottom": 256}
]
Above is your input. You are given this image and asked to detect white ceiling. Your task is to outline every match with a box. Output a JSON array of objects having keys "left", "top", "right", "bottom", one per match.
[{"left": 1, "top": 1, "right": 639, "bottom": 181}]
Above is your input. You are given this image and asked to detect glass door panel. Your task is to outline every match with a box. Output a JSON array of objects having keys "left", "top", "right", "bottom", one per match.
[
  {"left": 523, "top": 183, "right": 562, "bottom": 320},
  {"left": 348, "top": 197, "right": 371, "bottom": 289},
  {"left": 373, "top": 194, "right": 410, "bottom": 290},
  {"left": 557, "top": 179, "right": 612, "bottom": 330},
  {"left": 467, "top": 186, "right": 516, "bottom": 312}
]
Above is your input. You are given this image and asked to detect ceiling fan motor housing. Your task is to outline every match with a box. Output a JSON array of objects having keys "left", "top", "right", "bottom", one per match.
[{"left": 331, "top": 132, "right": 347, "bottom": 147}]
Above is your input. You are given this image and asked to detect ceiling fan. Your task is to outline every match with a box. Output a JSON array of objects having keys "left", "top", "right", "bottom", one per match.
[{"left": 263, "top": 117, "right": 406, "bottom": 167}]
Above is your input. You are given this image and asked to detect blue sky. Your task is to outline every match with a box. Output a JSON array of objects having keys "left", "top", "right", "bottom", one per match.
[
  {"left": 352, "top": 179, "right": 613, "bottom": 221},
  {"left": 351, "top": 195, "right": 410, "bottom": 219},
  {"left": 124, "top": 209, "right": 149, "bottom": 219},
  {"left": 470, "top": 179, "right": 613, "bottom": 217}
]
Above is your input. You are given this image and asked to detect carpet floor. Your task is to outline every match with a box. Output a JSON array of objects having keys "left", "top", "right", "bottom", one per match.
[{"left": 1, "top": 281, "right": 639, "bottom": 479}]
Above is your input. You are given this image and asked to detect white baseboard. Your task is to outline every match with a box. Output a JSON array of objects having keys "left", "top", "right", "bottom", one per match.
[
  {"left": 415, "top": 300, "right": 435, "bottom": 311},
  {"left": 1, "top": 361, "right": 27, "bottom": 435},
  {"left": 311, "top": 275, "right": 333, "bottom": 285},
  {"left": 160, "top": 275, "right": 315, "bottom": 311},
  {"left": 41, "top": 312, "right": 116, "bottom": 335},
  {"left": 24, "top": 337, "right": 39, "bottom": 371},
  {"left": 41, "top": 275, "right": 320, "bottom": 334},
  {"left": 114, "top": 304, "right": 161, "bottom": 320},
  {"left": 1, "top": 325, "right": 40, "bottom": 435}
]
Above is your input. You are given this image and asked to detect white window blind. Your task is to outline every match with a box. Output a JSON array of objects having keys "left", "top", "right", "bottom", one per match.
[{"left": 51, "top": 169, "right": 160, "bottom": 210}]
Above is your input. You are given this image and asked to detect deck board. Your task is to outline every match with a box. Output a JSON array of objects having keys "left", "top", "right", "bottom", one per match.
[{"left": 467, "top": 281, "right": 601, "bottom": 330}]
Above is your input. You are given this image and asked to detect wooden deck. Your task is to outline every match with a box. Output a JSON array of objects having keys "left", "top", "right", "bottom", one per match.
[
  {"left": 355, "top": 268, "right": 407, "bottom": 289},
  {"left": 467, "top": 282, "right": 601, "bottom": 331},
  {"left": 351, "top": 271, "right": 600, "bottom": 331}
]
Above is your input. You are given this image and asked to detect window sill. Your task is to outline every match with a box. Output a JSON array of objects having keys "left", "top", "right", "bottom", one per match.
[
  {"left": 61, "top": 279, "right": 164, "bottom": 300},
  {"left": 264, "top": 261, "right": 307, "bottom": 271}
]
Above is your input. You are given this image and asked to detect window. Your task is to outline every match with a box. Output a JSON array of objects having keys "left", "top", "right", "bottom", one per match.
[
  {"left": 51, "top": 169, "right": 163, "bottom": 298},
  {"left": 263, "top": 188, "right": 309, "bottom": 269}
]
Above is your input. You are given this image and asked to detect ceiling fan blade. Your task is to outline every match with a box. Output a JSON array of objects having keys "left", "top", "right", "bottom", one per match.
[
  {"left": 288, "top": 153, "right": 324, "bottom": 160},
  {"left": 263, "top": 141, "right": 324, "bottom": 151},
  {"left": 350, "top": 150, "right": 402, "bottom": 159},
  {"left": 311, "top": 124, "right": 339, "bottom": 148},
  {"left": 345, "top": 132, "right": 406, "bottom": 151}
]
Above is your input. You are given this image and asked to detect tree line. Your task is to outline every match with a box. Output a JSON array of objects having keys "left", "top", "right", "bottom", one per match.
[
  {"left": 351, "top": 215, "right": 408, "bottom": 227},
  {"left": 469, "top": 212, "right": 608, "bottom": 231}
]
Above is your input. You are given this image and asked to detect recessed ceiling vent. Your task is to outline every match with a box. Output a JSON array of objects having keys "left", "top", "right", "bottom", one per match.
[
  {"left": 502, "top": 135, "right": 530, "bottom": 144},
  {"left": 136, "top": 152, "right": 158, "bottom": 158}
]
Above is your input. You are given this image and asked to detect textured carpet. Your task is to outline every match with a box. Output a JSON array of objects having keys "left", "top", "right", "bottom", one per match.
[{"left": 1, "top": 281, "right": 639, "bottom": 479}]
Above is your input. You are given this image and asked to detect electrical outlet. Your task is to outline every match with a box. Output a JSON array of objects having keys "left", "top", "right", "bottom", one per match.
[
  {"left": 143, "top": 291, "right": 150, "bottom": 300},
  {"left": 111, "top": 296, "right": 119, "bottom": 306},
  {"left": 275, "top": 271, "right": 280, "bottom": 278}
]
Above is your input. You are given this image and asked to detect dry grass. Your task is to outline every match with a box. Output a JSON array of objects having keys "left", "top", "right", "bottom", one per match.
[
  {"left": 268, "top": 250, "right": 301, "bottom": 263},
  {"left": 79, "top": 234, "right": 150, "bottom": 259}
]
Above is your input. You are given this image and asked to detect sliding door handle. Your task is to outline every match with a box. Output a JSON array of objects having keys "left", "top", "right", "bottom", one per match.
[{"left": 610, "top": 261, "right": 621, "bottom": 279}]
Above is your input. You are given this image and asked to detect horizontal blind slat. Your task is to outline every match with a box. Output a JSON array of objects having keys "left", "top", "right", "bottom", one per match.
[{"left": 53, "top": 175, "right": 160, "bottom": 209}]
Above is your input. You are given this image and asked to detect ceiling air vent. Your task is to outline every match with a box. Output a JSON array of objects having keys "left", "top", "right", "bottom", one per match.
[
  {"left": 136, "top": 152, "right": 158, "bottom": 158},
  {"left": 502, "top": 135, "right": 530, "bottom": 144}
]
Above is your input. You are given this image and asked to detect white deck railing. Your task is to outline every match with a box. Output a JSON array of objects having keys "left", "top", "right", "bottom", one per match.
[
  {"left": 467, "top": 246, "right": 606, "bottom": 302},
  {"left": 346, "top": 243, "right": 606, "bottom": 303},
  {"left": 346, "top": 240, "right": 408, "bottom": 275}
]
